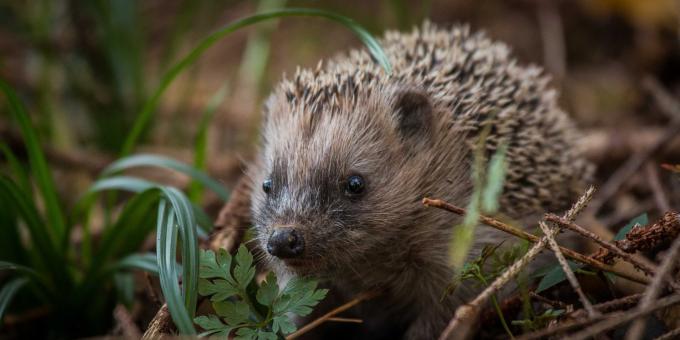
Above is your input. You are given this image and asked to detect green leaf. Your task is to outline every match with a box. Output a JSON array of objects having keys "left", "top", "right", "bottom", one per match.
[
  {"left": 214, "top": 300, "right": 250, "bottom": 326},
  {"left": 87, "top": 176, "right": 157, "bottom": 194},
  {"left": 121, "top": 8, "right": 391, "bottom": 156},
  {"left": 0, "top": 80, "right": 66, "bottom": 247},
  {"left": 198, "top": 279, "right": 239, "bottom": 302},
  {"left": 199, "top": 249, "right": 233, "bottom": 282},
  {"left": 0, "top": 277, "right": 29, "bottom": 326},
  {"left": 272, "top": 315, "right": 297, "bottom": 335},
  {"left": 0, "top": 143, "right": 31, "bottom": 197},
  {"left": 482, "top": 144, "right": 507, "bottom": 213},
  {"left": 155, "top": 189, "right": 200, "bottom": 335},
  {"left": 103, "top": 154, "right": 230, "bottom": 201},
  {"left": 234, "top": 244, "right": 255, "bottom": 290},
  {"left": 536, "top": 261, "right": 584, "bottom": 293},
  {"left": 279, "top": 278, "right": 328, "bottom": 317},
  {"left": 256, "top": 272, "right": 278, "bottom": 307},
  {"left": 256, "top": 330, "right": 278, "bottom": 340},
  {"left": 0, "top": 176, "right": 65, "bottom": 287},
  {"left": 113, "top": 253, "right": 162, "bottom": 274},
  {"left": 235, "top": 327, "right": 257, "bottom": 340},
  {"left": 194, "top": 314, "right": 227, "bottom": 330},
  {"left": 614, "top": 213, "right": 649, "bottom": 241}
]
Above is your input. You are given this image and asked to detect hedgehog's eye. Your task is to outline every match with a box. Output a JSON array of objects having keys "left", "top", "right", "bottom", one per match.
[
  {"left": 262, "top": 179, "right": 273, "bottom": 194},
  {"left": 345, "top": 175, "right": 365, "bottom": 196}
]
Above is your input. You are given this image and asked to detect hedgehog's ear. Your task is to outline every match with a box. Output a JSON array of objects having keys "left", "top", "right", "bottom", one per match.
[{"left": 393, "top": 90, "right": 433, "bottom": 141}]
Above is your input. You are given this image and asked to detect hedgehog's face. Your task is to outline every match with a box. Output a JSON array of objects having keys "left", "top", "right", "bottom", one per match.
[{"left": 251, "top": 87, "right": 437, "bottom": 276}]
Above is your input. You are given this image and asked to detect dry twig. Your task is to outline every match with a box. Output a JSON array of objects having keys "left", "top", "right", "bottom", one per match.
[
  {"left": 433, "top": 187, "right": 597, "bottom": 340},
  {"left": 113, "top": 304, "right": 142, "bottom": 339},
  {"left": 589, "top": 78, "right": 680, "bottom": 213},
  {"left": 645, "top": 162, "right": 671, "bottom": 212},
  {"left": 286, "top": 290, "right": 381, "bottom": 340},
  {"left": 538, "top": 219, "right": 598, "bottom": 317},
  {"left": 654, "top": 327, "right": 680, "bottom": 340},
  {"left": 423, "top": 198, "right": 649, "bottom": 285},
  {"left": 564, "top": 293, "right": 680, "bottom": 340},
  {"left": 625, "top": 220, "right": 680, "bottom": 340},
  {"left": 545, "top": 214, "right": 657, "bottom": 276}
]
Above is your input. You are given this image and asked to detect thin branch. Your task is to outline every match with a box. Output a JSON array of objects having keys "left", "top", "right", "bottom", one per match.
[
  {"left": 589, "top": 78, "right": 680, "bottom": 213},
  {"left": 545, "top": 214, "right": 658, "bottom": 277},
  {"left": 537, "top": 0, "right": 566, "bottom": 86},
  {"left": 645, "top": 162, "right": 671, "bottom": 212},
  {"left": 530, "top": 292, "right": 569, "bottom": 309},
  {"left": 434, "top": 187, "right": 597, "bottom": 340},
  {"left": 568, "top": 294, "right": 643, "bottom": 320},
  {"left": 423, "top": 198, "right": 649, "bottom": 285},
  {"left": 519, "top": 294, "right": 644, "bottom": 340},
  {"left": 655, "top": 327, "right": 680, "bottom": 340},
  {"left": 625, "top": 223, "right": 680, "bottom": 340},
  {"left": 286, "top": 290, "right": 381, "bottom": 340},
  {"left": 326, "top": 317, "right": 363, "bottom": 323},
  {"left": 538, "top": 220, "right": 598, "bottom": 316},
  {"left": 113, "top": 304, "right": 142, "bottom": 339},
  {"left": 563, "top": 293, "right": 680, "bottom": 340}
]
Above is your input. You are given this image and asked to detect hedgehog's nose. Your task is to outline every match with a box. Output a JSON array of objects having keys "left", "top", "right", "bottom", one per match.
[{"left": 267, "top": 228, "right": 304, "bottom": 259}]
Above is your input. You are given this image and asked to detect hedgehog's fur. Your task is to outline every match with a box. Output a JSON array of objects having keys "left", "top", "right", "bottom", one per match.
[{"left": 250, "top": 22, "right": 592, "bottom": 339}]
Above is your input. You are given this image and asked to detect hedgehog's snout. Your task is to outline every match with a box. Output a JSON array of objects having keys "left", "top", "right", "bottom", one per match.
[{"left": 267, "top": 227, "right": 305, "bottom": 259}]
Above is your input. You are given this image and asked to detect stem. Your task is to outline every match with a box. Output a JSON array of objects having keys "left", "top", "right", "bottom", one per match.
[{"left": 478, "top": 273, "right": 514, "bottom": 339}]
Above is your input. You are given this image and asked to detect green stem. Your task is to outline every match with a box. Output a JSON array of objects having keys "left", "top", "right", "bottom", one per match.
[{"left": 478, "top": 273, "right": 514, "bottom": 339}]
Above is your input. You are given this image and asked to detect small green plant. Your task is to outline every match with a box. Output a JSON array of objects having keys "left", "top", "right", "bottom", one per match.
[
  {"left": 511, "top": 308, "right": 564, "bottom": 331},
  {"left": 446, "top": 241, "right": 528, "bottom": 338},
  {"left": 195, "top": 246, "right": 328, "bottom": 339},
  {"left": 0, "top": 80, "right": 220, "bottom": 337}
]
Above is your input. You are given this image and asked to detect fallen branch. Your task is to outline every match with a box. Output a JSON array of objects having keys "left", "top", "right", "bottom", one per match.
[
  {"left": 625, "top": 227, "right": 680, "bottom": 340},
  {"left": 423, "top": 198, "right": 649, "bottom": 285},
  {"left": 616, "top": 211, "right": 680, "bottom": 254},
  {"left": 433, "top": 187, "right": 597, "bottom": 340},
  {"left": 286, "top": 290, "right": 381, "bottom": 340},
  {"left": 538, "top": 219, "right": 598, "bottom": 316},
  {"left": 589, "top": 78, "right": 680, "bottom": 213},
  {"left": 564, "top": 293, "right": 680, "bottom": 340},
  {"left": 545, "top": 214, "right": 657, "bottom": 277}
]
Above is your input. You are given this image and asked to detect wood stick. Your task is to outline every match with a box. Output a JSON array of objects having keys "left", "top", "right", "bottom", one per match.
[
  {"left": 423, "top": 198, "right": 650, "bottom": 285},
  {"left": 286, "top": 290, "right": 380, "bottom": 340}
]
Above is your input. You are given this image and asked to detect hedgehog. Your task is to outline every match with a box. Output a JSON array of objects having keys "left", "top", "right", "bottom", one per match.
[{"left": 248, "top": 22, "right": 592, "bottom": 339}]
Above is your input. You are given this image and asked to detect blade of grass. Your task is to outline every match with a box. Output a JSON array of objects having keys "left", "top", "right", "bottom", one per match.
[
  {"left": 0, "top": 176, "right": 64, "bottom": 286},
  {"left": 189, "top": 82, "right": 229, "bottom": 202},
  {"left": 156, "top": 199, "right": 195, "bottom": 334},
  {"left": 0, "top": 277, "right": 29, "bottom": 327},
  {"left": 103, "top": 154, "right": 229, "bottom": 201},
  {"left": 121, "top": 8, "right": 392, "bottom": 156},
  {"left": 0, "top": 79, "right": 66, "bottom": 247},
  {"left": 0, "top": 143, "right": 32, "bottom": 197},
  {"left": 112, "top": 253, "right": 161, "bottom": 275},
  {"left": 0, "top": 186, "right": 28, "bottom": 264},
  {"left": 158, "top": 187, "right": 199, "bottom": 319}
]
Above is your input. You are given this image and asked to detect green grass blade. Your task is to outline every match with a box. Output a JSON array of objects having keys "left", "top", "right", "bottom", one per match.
[
  {"left": 0, "top": 186, "right": 28, "bottom": 264},
  {"left": 95, "top": 189, "right": 160, "bottom": 267},
  {"left": 121, "top": 8, "right": 391, "bottom": 156},
  {"left": 0, "top": 176, "right": 62, "bottom": 279},
  {"left": 159, "top": 188, "right": 199, "bottom": 317},
  {"left": 189, "top": 83, "right": 229, "bottom": 202},
  {"left": 0, "top": 144, "right": 32, "bottom": 197},
  {"left": 156, "top": 193, "right": 197, "bottom": 334},
  {"left": 103, "top": 154, "right": 229, "bottom": 201},
  {"left": 0, "top": 79, "right": 66, "bottom": 247},
  {"left": 0, "top": 277, "right": 29, "bottom": 327},
  {"left": 113, "top": 253, "right": 161, "bottom": 274},
  {"left": 482, "top": 144, "right": 507, "bottom": 214},
  {"left": 87, "top": 176, "right": 157, "bottom": 194}
]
